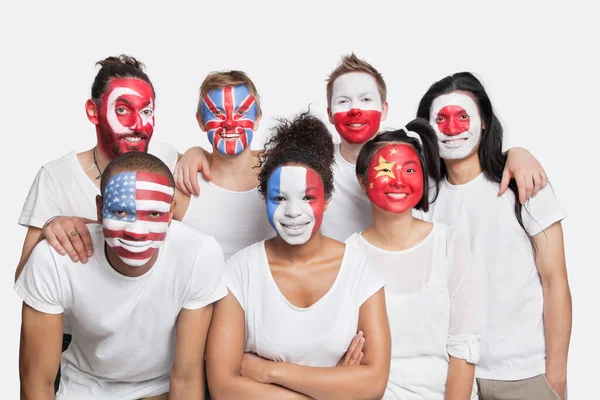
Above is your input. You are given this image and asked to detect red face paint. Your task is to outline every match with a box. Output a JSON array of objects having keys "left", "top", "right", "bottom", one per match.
[
  {"left": 333, "top": 109, "right": 382, "bottom": 144},
  {"left": 366, "top": 144, "right": 423, "bottom": 214},
  {"left": 435, "top": 105, "right": 470, "bottom": 136},
  {"left": 96, "top": 78, "right": 155, "bottom": 158},
  {"left": 305, "top": 167, "right": 325, "bottom": 234}
]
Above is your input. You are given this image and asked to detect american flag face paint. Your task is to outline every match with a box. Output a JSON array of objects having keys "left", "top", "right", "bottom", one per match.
[
  {"left": 199, "top": 84, "right": 258, "bottom": 156},
  {"left": 366, "top": 144, "right": 423, "bottom": 214},
  {"left": 102, "top": 171, "right": 174, "bottom": 267},
  {"left": 429, "top": 92, "right": 482, "bottom": 160},
  {"left": 266, "top": 166, "right": 325, "bottom": 245},
  {"left": 330, "top": 72, "right": 383, "bottom": 144},
  {"left": 97, "top": 78, "right": 155, "bottom": 158}
]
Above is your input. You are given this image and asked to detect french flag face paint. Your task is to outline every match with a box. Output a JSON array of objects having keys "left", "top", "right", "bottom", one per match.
[
  {"left": 102, "top": 171, "right": 174, "bottom": 267},
  {"left": 97, "top": 78, "right": 155, "bottom": 158},
  {"left": 330, "top": 72, "right": 383, "bottom": 144},
  {"left": 266, "top": 166, "right": 325, "bottom": 245},
  {"left": 199, "top": 84, "right": 258, "bottom": 156},
  {"left": 429, "top": 92, "right": 482, "bottom": 160}
]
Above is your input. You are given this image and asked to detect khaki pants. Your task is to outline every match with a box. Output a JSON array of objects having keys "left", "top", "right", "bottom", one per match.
[{"left": 477, "top": 374, "right": 566, "bottom": 400}]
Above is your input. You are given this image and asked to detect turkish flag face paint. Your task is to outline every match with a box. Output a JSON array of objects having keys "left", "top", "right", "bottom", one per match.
[
  {"left": 266, "top": 166, "right": 325, "bottom": 245},
  {"left": 366, "top": 144, "right": 423, "bottom": 214},
  {"left": 199, "top": 84, "right": 258, "bottom": 156},
  {"left": 102, "top": 171, "right": 174, "bottom": 267},
  {"left": 97, "top": 78, "right": 155, "bottom": 158},
  {"left": 330, "top": 72, "right": 383, "bottom": 144},
  {"left": 429, "top": 92, "right": 482, "bottom": 160}
]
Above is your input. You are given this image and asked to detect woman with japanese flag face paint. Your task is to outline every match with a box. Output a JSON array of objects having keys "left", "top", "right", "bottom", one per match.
[
  {"left": 416, "top": 73, "right": 571, "bottom": 400},
  {"left": 346, "top": 118, "right": 481, "bottom": 399},
  {"left": 206, "top": 111, "right": 392, "bottom": 400}
]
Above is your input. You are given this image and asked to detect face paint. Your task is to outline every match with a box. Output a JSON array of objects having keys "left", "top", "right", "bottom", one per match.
[
  {"left": 366, "top": 144, "right": 423, "bottom": 214},
  {"left": 330, "top": 72, "right": 383, "bottom": 144},
  {"left": 97, "top": 78, "right": 155, "bottom": 158},
  {"left": 429, "top": 92, "right": 482, "bottom": 160},
  {"left": 199, "top": 84, "right": 258, "bottom": 156},
  {"left": 266, "top": 166, "right": 325, "bottom": 245},
  {"left": 102, "top": 171, "right": 174, "bottom": 267}
]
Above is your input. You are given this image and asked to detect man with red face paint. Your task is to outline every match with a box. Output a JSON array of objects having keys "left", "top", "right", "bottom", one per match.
[{"left": 15, "top": 55, "right": 179, "bottom": 392}]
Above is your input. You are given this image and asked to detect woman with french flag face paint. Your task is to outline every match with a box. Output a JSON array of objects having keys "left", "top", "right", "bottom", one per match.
[
  {"left": 100, "top": 171, "right": 174, "bottom": 267},
  {"left": 266, "top": 165, "right": 326, "bottom": 245},
  {"left": 199, "top": 84, "right": 259, "bottom": 156}
]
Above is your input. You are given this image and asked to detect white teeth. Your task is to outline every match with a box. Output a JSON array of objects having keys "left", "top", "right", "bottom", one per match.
[
  {"left": 124, "top": 137, "right": 142, "bottom": 142},
  {"left": 347, "top": 123, "right": 365, "bottom": 127},
  {"left": 443, "top": 138, "right": 467, "bottom": 147},
  {"left": 281, "top": 222, "right": 309, "bottom": 230},
  {"left": 386, "top": 193, "right": 408, "bottom": 198},
  {"left": 220, "top": 133, "right": 240, "bottom": 139}
]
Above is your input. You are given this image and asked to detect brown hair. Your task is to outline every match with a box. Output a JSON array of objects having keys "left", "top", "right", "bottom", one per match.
[
  {"left": 91, "top": 55, "right": 154, "bottom": 103},
  {"left": 326, "top": 53, "right": 387, "bottom": 108}
]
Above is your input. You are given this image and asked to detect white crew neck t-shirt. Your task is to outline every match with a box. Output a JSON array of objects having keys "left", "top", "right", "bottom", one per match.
[
  {"left": 226, "top": 241, "right": 385, "bottom": 367},
  {"left": 14, "top": 222, "right": 227, "bottom": 399},
  {"left": 346, "top": 224, "right": 480, "bottom": 400},
  {"left": 421, "top": 173, "right": 567, "bottom": 380},
  {"left": 181, "top": 176, "right": 274, "bottom": 260}
]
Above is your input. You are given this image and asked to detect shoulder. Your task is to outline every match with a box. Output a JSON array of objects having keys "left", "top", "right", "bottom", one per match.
[
  {"left": 226, "top": 241, "right": 264, "bottom": 269},
  {"left": 166, "top": 221, "right": 223, "bottom": 255},
  {"left": 344, "top": 232, "right": 362, "bottom": 248},
  {"left": 37, "top": 151, "right": 79, "bottom": 177},
  {"left": 148, "top": 140, "right": 179, "bottom": 168}
]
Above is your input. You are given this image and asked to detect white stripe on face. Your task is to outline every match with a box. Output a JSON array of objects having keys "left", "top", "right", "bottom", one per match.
[
  {"left": 106, "top": 87, "right": 145, "bottom": 135},
  {"left": 331, "top": 72, "right": 383, "bottom": 114}
]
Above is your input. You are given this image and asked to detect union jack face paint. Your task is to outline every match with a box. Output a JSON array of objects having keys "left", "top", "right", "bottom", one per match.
[
  {"left": 429, "top": 92, "right": 482, "bottom": 160},
  {"left": 330, "top": 72, "right": 383, "bottom": 144},
  {"left": 102, "top": 171, "right": 174, "bottom": 267},
  {"left": 266, "top": 166, "right": 325, "bottom": 245},
  {"left": 199, "top": 84, "right": 258, "bottom": 156}
]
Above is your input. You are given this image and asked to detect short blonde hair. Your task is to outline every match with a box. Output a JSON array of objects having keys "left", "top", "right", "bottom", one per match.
[
  {"left": 197, "top": 70, "right": 262, "bottom": 122},
  {"left": 326, "top": 53, "right": 387, "bottom": 108}
]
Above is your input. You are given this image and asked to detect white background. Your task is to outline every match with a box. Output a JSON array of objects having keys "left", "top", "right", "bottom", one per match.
[{"left": 1, "top": 0, "right": 597, "bottom": 397}]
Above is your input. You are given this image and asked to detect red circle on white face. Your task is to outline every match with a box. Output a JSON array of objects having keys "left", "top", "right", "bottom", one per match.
[{"left": 436, "top": 105, "right": 470, "bottom": 136}]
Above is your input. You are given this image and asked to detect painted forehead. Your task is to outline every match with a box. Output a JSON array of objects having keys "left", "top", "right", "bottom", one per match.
[
  {"left": 267, "top": 166, "right": 323, "bottom": 191},
  {"left": 332, "top": 72, "right": 381, "bottom": 99},
  {"left": 103, "top": 171, "right": 174, "bottom": 207},
  {"left": 372, "top": 143, "right": 420, "bottom": 162},
  {"left": 103, "top": 78, "right": 154, "bottom": 101},
  {"left": 430, "top": 92, "right": 479, "bottom": 117},
  {"left": 204, "top": 84, "right": 257, "bottom": 108}
]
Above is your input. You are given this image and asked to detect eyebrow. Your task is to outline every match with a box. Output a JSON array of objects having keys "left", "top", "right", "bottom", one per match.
[{"left": 404, "top": 160, "right": 418, "bottom": 166}]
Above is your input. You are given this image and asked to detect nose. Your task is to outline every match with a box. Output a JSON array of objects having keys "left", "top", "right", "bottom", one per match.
[
  {"left": 445, "top": 119, "right": 465, "bottom": 136},
  {"left": 348, "top": 108, "right": 363, "bottom": 117},
  {"left": 132, "top": 114, "right": 144, "bottom": 132},
  {"left": 391, "top": 172, "right": 405, "bottom": 188},
  {"left": 123, "top": 222, "right": 150, "bottom": 240},
  {"left": 284, "top": 199, "right": 302, "bottom": 218}
]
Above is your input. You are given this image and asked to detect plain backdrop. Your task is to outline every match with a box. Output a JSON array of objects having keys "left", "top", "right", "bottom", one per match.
[{"left": 1, "top": 0, "right": 597, "bottom": 397}]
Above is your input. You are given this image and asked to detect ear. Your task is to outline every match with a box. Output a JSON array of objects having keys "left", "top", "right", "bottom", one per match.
[
  {"left": 253, "top": 114, "right": 262, "bottom": 131},
  {"left": 327, "top": 107, "right": 335, "bottom": 124},
  {"left": 196, "top": 111, "right": 207, "bottom": 132},
  {"left": 356, "top": 175, "right": 368, "bottom": 193},
  {"left": 96, "top": 195, "right": 103, "bottom": 223},
  {"left": 167, "top": 198, "right": 176, "bottom": 226},
  {"left": 380, "top": 101, "right": 389, "bottom": 121},
  {"left": 481, "top": 119, "right": 486, "bottom": 131},
  {"left": 323, "top": 199, "right": 331, "bottom": 213},
  {"left": 86, "top": 99, "right": 100, "bottom": 125}
]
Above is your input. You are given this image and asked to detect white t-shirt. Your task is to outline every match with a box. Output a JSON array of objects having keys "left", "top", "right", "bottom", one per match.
[
  {"left": 346, "top": 224, "right": 480, "bottom": 400},
  {"left": 181, "top": 176, "right": 275, "bottom": 260},
  {"left": 18, "top": 140, "right": 179, "bottom": 228},
  {"left": 421, "top": 173, "right": 567, "bottom": 380},
  {"left": 14, "top": 222, "right": 227, "bottom": 399},
  {"left": 321, "top": 143, "right": 373, "bottom": 242},
  {"left": 226, "top": 241, "right": 385, "bottom": 367}
]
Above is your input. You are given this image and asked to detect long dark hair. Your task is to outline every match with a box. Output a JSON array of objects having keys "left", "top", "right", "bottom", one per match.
[
  {"left": 356, "top": 118, "right": 440, "bottom": 212},
  {"left": 416, "top": 72, "right": 533, "bottom": 244}
]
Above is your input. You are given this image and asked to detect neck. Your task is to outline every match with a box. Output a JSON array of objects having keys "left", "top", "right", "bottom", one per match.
[
  {"left": 104, "top": 243, "right": 157, "bottom": 278},
  {"left": 367, "top": 207, "right": 419, "bottom": 251},
  {"left": 209, "top": 146, "right": 259, "bottom": 190},
  {"left": 444, "top": 150, "right": 482, "bottom": 185},
  {"left": 338, "top": 139, "right": 365, "bottom": 165},
  {"left": 269, "top": 231, "right": 325, "bottom": 264},
  {"left": 94, "top": 142, "right": 113, "bottom": 178}
]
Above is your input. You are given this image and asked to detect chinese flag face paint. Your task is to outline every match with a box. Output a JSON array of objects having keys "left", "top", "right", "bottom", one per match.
[
  {"left": 199, "top": 84, "right": 258, "bottom": 156},
  {"left": 365, "top": 144, "right": 423, "bottom": 214},
  {"left": 429, "top": 92, "right": 482, "bottom": 160},
  {"left": 266, "top": 166, "right": 325, "bottom": 245},
  {"left": 330, "top": 72, "right": 383, "bottom": 144},
  {"left": 97, "top": 78, "right": 155, "bottom": 158},
  {"left": 102, "top": 171, "right": 174, "bottom": 267}
]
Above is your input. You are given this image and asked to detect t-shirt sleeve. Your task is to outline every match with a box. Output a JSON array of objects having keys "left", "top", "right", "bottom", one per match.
[
  {"left": 224, "top": 249, "right": 249, "bottom": 311},
  {"left": 521, "top": 182, "right": 567, "bottom": 236},
  {"left": 352, "top": 250, "right": 386, "bottom": 307},
  {"left": 149, "top": 140, "right": 179, "bottom": 174},
  {"left": 14, "top": 241, "right": 64, "bottom": 314},
  {"left": 183, "top": 237, "right": 228, "bottom": 310},
  {"left": 18, "top": 167, "right": 61, "bottom": 228}
]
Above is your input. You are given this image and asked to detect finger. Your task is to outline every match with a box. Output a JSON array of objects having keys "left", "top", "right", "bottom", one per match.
[
  {"left": 201, "top": 158, "right": 212, "bottom": 182},
  {"left": 175, "top": 167, "right": 190, "bottom": 196},
  {"left": 540, "top": 169, "right": 549, "bottom": 189},
  {"left": 357, "top": 352, "right": 364, "bottom": 365},
  {"left": 53, "top": 228, "right": 80, "bottom": 263},
  {"left": 515, "top": 174, "right": 527, "bottom": 205},
  {"left": 531, "top": 172, "right": 543, "bottom": 198},
  {"left": 74, "top": 220, "right": 94, "bottom": 259},
  {"left": 189, "top": 164, "right": 200, "bottom": 198},
  {"left": 44, "top": 229, "right": 66, "bottom": 256},
  {"left": 182, "top": 164, "right": 194, "bottom": 197},
  {"left": 346, "top": 331, "right": 364, "bottom": 364},
  {"left": 524, "top": 174, "right": 534, "bottom": 201},
  {"left": 349, "top": 337, "right": 365, "bottom": 365},
  {"left": 499, "top": 168, "right": 510, "bottom": 196}
]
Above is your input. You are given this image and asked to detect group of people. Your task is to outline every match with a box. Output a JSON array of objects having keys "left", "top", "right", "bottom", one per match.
[{"left": 14, "top": 53, "right": 571, "bottom": 400}]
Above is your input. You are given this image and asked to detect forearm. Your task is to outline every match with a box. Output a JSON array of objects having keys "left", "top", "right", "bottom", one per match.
[
  {"left": 169, "top": 375, "right": 204, "bottom": 400},
  {"left": 268, "top": 363, "right": 386, "bottom": 400},
  {"left": 20, "top": 374, "right": 55, "bottom": 400},
  {"left": 211, "top": 375, "right": 311, "bottom": 400},
  {"left": 543, "top": 279, "right": 572, "bottom": 379},
  {"left": 445, "top": 356, "right": 475, "bottom": 400}
]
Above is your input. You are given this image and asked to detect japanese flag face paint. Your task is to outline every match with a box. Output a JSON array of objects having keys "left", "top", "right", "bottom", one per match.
[
  {"left": 366, "top": 144, "right": 423, "bottom": 214},
  {"left": 429, "top": 92, "right": 482, "bottom": 160},
  {"left": 200, "top": 84, "right": 258, "bottom": 156},
  {"left": 102, "top": 171, "right": 174, "bottom": 267},
  {"left": 266, "top": 166, "right": 325, "bottom": 245},
  {"left": 97, "top": 78, "right": 155, "bottom": 158},
  {"left": 330, "top": 72, "right": 383, "bottom": 144}
]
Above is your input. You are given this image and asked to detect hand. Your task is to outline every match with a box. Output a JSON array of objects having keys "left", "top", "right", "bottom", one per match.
[
  {"left": 174, "top": 146, "right": 212, "bottom": 197},
  {"left": 500, "top": 147, "right": 548, "bottom": 204},
  {"left": 43, "top": 216, "right": 96, "bottom": 263},
  {"left": 337, "top": 331, "right": 365, "bottom": 367},
  {"left": 241, "top": 352, "right": 271, "bottom": 384},
  {"left": 546, "top": 372, "right": 566, "bottom": 400}
]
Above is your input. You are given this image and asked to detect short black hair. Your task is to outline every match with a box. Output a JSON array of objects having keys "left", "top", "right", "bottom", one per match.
[{"left": 100, "top": 152, "right": 174, "bottom": 194}]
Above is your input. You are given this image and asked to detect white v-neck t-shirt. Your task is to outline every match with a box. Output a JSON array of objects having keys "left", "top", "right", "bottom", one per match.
[{"left": 225, "top": 241, "right": 385, "bottom": 367}]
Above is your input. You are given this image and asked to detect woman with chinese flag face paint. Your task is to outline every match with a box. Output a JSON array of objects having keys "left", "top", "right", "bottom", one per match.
[
  {"left": 346, "top": 118, "right": 481, "bottom": 400},
  {"left": 205, "top": 111, "right": 391, "bottom": 400}
]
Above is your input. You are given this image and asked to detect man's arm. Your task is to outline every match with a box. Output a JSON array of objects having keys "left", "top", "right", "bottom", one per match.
[
  {"left": 15, "top": 227, "right": 44, "bottom": 282},
  {"left": 534, "top": 221, "right": 572, "bottom": 400},
  {"left": 501, "top": 147, "right": 548, "bottom": 203},
  {"left": 445, "top": 357, "right": 475, "bottom": 400},
  {"left": 19, "top": 303, "right": 63, "bottom": 400}
]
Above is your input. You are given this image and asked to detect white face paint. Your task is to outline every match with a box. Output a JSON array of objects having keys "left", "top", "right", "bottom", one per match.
[
  {"left": 106, "top": 87, "right": 155, "bottom": 135},
  {"left": 429, "top": 92, "right": 482, "bottom": 160},
  {"left": 330, "top": 72, "right": 383, "bottom": 114}
]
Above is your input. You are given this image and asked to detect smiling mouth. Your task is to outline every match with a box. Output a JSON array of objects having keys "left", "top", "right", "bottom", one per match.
[
  {"left": 385, "top": 193, "right": 409, "bottom": 199},
  {"left": 219, "top": 133, "right": 241, "bottom": 139},
  {"left": 442, "top": 138, "right": 468, "bottom": 145},
  {"left": 281, "top": 222, "right": 309, "bottom": 231},
  {"left": 118, "top": 239, "right": 152, "bottom": 248},
  {"left": 122, "top": 135, "right": 147, "bottom": 144},
  {"left": 345, "top": 122, "right": 367, "bottom": 129}
]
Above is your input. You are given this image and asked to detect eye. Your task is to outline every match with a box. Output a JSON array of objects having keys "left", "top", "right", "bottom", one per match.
[
  {"left": 337, "top": 99, "right": 349, "bottom": 104},
  {"left": 436, "top": 116, "right": 445, "bottom": 122},
  {"left": 113, "top": 210, "right": 128, "bottom": 217},
  {"left": 141, "top": 109, "right": 154, "bottom": 116},
  {"left": 382, "top": 168, "right": 392, "bottom": 173},
  {"left": 116, "top": 107, "right": 129, "bottom": 115},
  {"left": 303, "top": 195, "right": 315, "bottom": 201},
  {"left": 149, "top": 211, "right": 163, "bottom": 218},
  {"left": 213, "top": 110, "right": 223, "bottom": 116},
  {"left": 459, "top": 114, "right": 470, "bottom": 120},
  {"left": 237, "top": 109, "right": 246, "bottom": 115},
  {"left": 406, "top": 168, "right": 416, "bottom": 173},
  {"left": 362, "top": 97, "right": 372, "bottom": 102},
  {"left": 272, "top": 196, "right": 286, "bottom": 203}
]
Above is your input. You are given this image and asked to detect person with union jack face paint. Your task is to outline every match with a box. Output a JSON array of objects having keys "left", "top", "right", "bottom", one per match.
[
  {"left": 16, "top": 152, "right": 227, "bottom": 399},
  {"left": 206, "top": 111, "right": 391, "bottom": 400}
]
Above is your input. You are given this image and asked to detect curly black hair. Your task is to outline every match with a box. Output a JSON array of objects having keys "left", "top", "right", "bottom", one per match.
[{"left": 258, "top": 110, "right": 335, "bottom": 200}]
